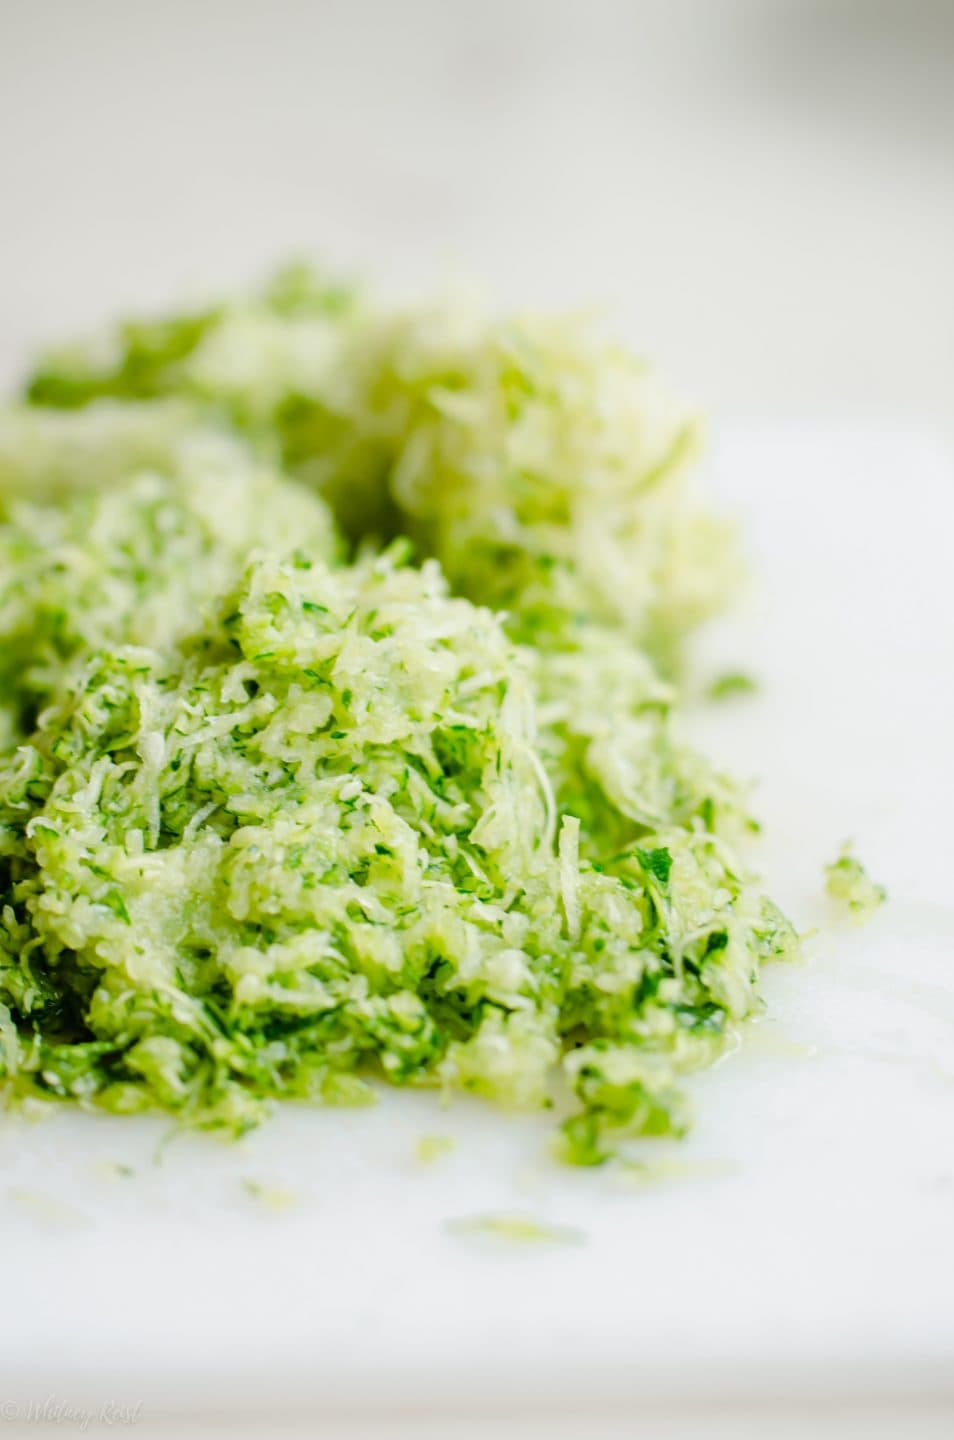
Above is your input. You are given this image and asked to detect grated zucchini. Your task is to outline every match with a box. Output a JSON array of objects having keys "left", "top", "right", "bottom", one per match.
[{"left": 0, "top": 265, "right": 798, "bottom": 1163}]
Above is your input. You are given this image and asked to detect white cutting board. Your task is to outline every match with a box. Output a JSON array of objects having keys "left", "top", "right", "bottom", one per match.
[{"left": 2, "top": 424, "right": 952, "bottom": 1424}]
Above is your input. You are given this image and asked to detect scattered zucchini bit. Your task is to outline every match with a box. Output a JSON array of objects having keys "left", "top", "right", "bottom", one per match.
[
  {"left": 825, "top": 846, "right": 886, "bottom": 919},
  {"left": 706, "top": 671, "right": 758, "bottom": 701},
  {"left": 618, "top": 1155, "right": 737, "bottom": 1186},
  {"left": 7, "top": 1186, "right": 90, "bottom": 1227},
  {"left": 98, "top": 1160, "right": 136, "bottom": 1180},
  {"left": 416, "top": 1134, "right": 456, "bottom": 1164},
  {"left": 0, "top": 264, "right": 800, "bottom": 1164},
  {"left": 445, "top": 1211, "right": 584, "bottom": 1246},
  {"left": 240, "top": 1178, "right": 298, "bottom": 1211}
]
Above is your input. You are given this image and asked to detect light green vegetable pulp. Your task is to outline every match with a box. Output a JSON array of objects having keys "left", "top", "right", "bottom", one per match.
[
  {"left": 0, "top": 266, "right": 796, "bottom": 1163},
  {"left": 825, "top": 846, "right": 886, "bottom": 920}
]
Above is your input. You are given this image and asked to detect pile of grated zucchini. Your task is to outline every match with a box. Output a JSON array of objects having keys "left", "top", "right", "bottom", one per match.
[{"left": 0, "top": 265, "right": 797, "bottom": 1163}]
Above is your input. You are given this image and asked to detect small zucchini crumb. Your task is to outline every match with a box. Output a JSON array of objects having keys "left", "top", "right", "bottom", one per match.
[
  {"left": 7, "top": 1186, "right": 91, "bottom": 1227},
  {"left": 825, "top": 846, "right": 886, "bottom": 919},
  {"left": 445, "top": 1211, "right": 584, "bottom": 1246},
  {"left": 706, "top": 670, "right": 758, "bottom": 701},
  {"left": 240, "top": 1178, "right": 298, "bottom": 1211},
  {"left": 98, "top": 1160, "right": 136, "bottom": 1180},
  {"left": 618, "top": 1155, "right": 737, "bottom": 1186},
  {"left": 415, "top": 1134, "right": 456, "bottom": 1164}
]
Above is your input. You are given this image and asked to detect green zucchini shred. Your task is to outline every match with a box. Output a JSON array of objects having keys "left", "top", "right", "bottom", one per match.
[{"left": 824, "top": 846, "right": 886, "bottom": 919}]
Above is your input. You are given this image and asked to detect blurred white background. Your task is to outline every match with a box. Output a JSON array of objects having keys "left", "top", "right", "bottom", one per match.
[{"left": 2, "top": 0, "right": 952, "bottom": 422}]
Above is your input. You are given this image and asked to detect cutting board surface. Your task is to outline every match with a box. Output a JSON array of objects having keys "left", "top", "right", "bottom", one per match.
[{"left": 2, "top": 424, "right": 952, "bottom": 1417}]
